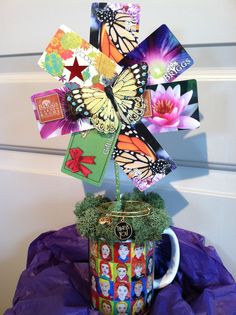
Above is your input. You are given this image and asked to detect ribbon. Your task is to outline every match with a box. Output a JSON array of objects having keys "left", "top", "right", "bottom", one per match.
[{"left": 65, "top": 148, "right": 96, "bottom": 177}]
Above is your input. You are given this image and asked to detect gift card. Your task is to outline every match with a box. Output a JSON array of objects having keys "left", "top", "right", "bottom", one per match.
[
  {"left": 90, "top": 3, "right": 140, "bottom": 63},
  {"left": 113, "top": 122, "right": 176, "bottom": 191},
  {"left": 143, "top": 79, "right": 200, "bottom": 133},
  {"left": 62, "top": 126, "right": 121, "bottom": 186},
  {"left": 31, "top": 88, "right": 93, "bottom": 139},
  {"left": 119, "top": 24, "right": 194, "bottom": 85},
  {"left": 38, "top": 25, "right": 122, "bottom": 87}
]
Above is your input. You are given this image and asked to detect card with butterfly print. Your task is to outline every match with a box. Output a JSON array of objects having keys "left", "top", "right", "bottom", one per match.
[
  {"left": 90, "top": 3, "right": 140, "bottom": 63},
  {"left": 113, "top": 122, "right": 177, "bottom": 191},
  {"left": 119, "top": 24, "right": 194, "bottom": 85},
  {"left": 31, "top": 87, "right": 93, "bottom": 139},
  {"left": 61, "top": 126, "right": 121, "bottom": 186},
  {"left": 38, "top": 24, "right": 122, "bottom": 87},
  {"left": 143, "top": 79, "right": 200, "bottom": 134}
]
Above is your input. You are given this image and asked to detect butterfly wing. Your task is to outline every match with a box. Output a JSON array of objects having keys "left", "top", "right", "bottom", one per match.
[
  {"left": 66, "top": 88, "right": 119, "bottom": 134},
  {"left": 100, "top": 23, "right": 124, "bottom": 62},
  {"left": 105, "top": 11, "right": 139, "bottom": 55},
  {"left": 114, "top": 150, "right": 156, "bottom": 180},
  {"left": 97, "top": 7, "right": 138, "bottom": 57},
  {"left": 112, "top": 63, "right": 148, "bottom": 125},
  {"left": 113, "top": 126, "right": 170, "bottom": 181}
]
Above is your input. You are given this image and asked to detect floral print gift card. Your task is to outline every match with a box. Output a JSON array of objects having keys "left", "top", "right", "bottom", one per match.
[
  {"left": 143, "top": 79, "right": 200, "bottom": 134},
  {"left": 38, "top": 25, "right": 122, "bottom": 87},
  {"left": 31, "top": 88, "right": 93, "bottom": 139}
]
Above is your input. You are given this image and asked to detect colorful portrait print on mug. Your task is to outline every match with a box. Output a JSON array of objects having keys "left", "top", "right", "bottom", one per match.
[{"left": 89, "top": 240, "right": 155, "bottom": 314}]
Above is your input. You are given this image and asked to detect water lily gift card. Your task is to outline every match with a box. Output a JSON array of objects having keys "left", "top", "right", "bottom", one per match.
[{"left": 143, "top": 79, "right": 200, "bottom": 133}]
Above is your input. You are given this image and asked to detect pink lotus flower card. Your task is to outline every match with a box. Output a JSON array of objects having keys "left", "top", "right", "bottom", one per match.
[
  {"left": 38, "top": 25, "right": 122, "bottom": 87},
  {"left": 143, "top": 79, "right": 200, "bottom": 134}
]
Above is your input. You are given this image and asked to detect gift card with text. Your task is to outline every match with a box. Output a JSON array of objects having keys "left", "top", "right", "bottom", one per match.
[
  {"left": 31, "top": 88, "right": 93, "bottom": 139},
  {"left": 119, "top": 24, "right": 194, "bottom": 85},
  {"left": 62, "top": 126, "right": 121, "bottom": 186}
]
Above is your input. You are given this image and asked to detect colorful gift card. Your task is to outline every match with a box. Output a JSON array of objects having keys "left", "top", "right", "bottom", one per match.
[
  {"left": 119, "top": 24, "right": 194, "bottom": 85},
  {"left": 31, "top": 88, "right": 93, "bottom": 139},
  {"left": 61, "top": 126, "right": 121, "bottom": 186},
  {"left": 113, "top": 122, "right": 176, "bottom": 191},
  {"left": 38, "top": 25, "right": 122, "bottom": 87},
  {"left": 90, "top": 3, "right": 140, "bottom": 63},
  {"left": 143, "top": 79, "right": 200, "bottom": 133}
]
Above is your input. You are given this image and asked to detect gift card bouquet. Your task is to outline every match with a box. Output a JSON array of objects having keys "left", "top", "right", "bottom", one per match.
[{"left": 30, "top": 3, "right": 200, "bottom": 314}]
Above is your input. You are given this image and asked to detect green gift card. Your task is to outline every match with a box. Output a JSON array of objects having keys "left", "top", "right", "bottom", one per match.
[{"left": 61, "top": 126, "right": 120, "bottom": 186}]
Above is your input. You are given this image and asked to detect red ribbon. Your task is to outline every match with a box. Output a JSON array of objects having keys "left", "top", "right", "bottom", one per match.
[{"left": 65, "top": 148, "right": 96, "bottom": 177}]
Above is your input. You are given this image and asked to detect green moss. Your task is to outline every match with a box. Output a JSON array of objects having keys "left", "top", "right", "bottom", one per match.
[{"left": 74, "top": 189, "right": 170, "bottom": 244}]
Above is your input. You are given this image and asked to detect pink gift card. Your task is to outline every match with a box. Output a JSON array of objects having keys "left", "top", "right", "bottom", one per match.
[{"left": 31, "top": 88, "right": 93, "bottom": 139}]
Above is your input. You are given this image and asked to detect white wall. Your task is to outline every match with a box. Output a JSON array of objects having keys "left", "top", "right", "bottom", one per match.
[{"left": 1, "top": 0, "right": 236, "bottom": 313}]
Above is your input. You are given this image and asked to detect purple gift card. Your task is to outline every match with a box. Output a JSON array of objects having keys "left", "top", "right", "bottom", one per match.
[
  {"left": 31, "top": 88, "right": 93, "bottom": 139},
  {"left": 119, "top": 24, "right": 194, "bottom": 85},
  {"left": 143, "top": 79, "right": 200, "bottom": 134}
]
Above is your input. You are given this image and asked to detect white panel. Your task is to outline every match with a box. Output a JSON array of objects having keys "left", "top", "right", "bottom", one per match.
[
  {"left": 0, "top": 150, "right": 236, "bottom": 313},
  {"left": 1, "top": 0, "right": 236, "bottom": 55}
]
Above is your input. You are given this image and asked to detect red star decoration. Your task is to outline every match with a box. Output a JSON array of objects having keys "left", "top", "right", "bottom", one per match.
[{"left": 64, "top": 58, "right": 88, "bottom": 81}]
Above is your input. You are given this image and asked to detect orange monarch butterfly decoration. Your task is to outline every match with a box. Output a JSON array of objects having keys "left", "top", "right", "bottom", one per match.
[
  {"left": 113, "top": 123, "right": 176, "bottom": 191},
  {"left": 90, "top": 3, "right": 140, "bottom": 63}
]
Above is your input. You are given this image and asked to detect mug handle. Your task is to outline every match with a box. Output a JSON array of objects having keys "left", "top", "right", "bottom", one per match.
[{"left": 153, "top": 227, "right": 180, "bottom": 289}]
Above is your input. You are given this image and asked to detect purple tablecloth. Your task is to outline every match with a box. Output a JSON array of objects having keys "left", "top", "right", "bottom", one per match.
[{"left": 4, "top": 225, "right": 236, "bottom": 315}]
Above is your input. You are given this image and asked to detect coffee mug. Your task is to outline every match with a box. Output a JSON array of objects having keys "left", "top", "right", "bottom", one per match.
[{"left": 89, "top": 227, "right": 180, "bottom": 314}]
